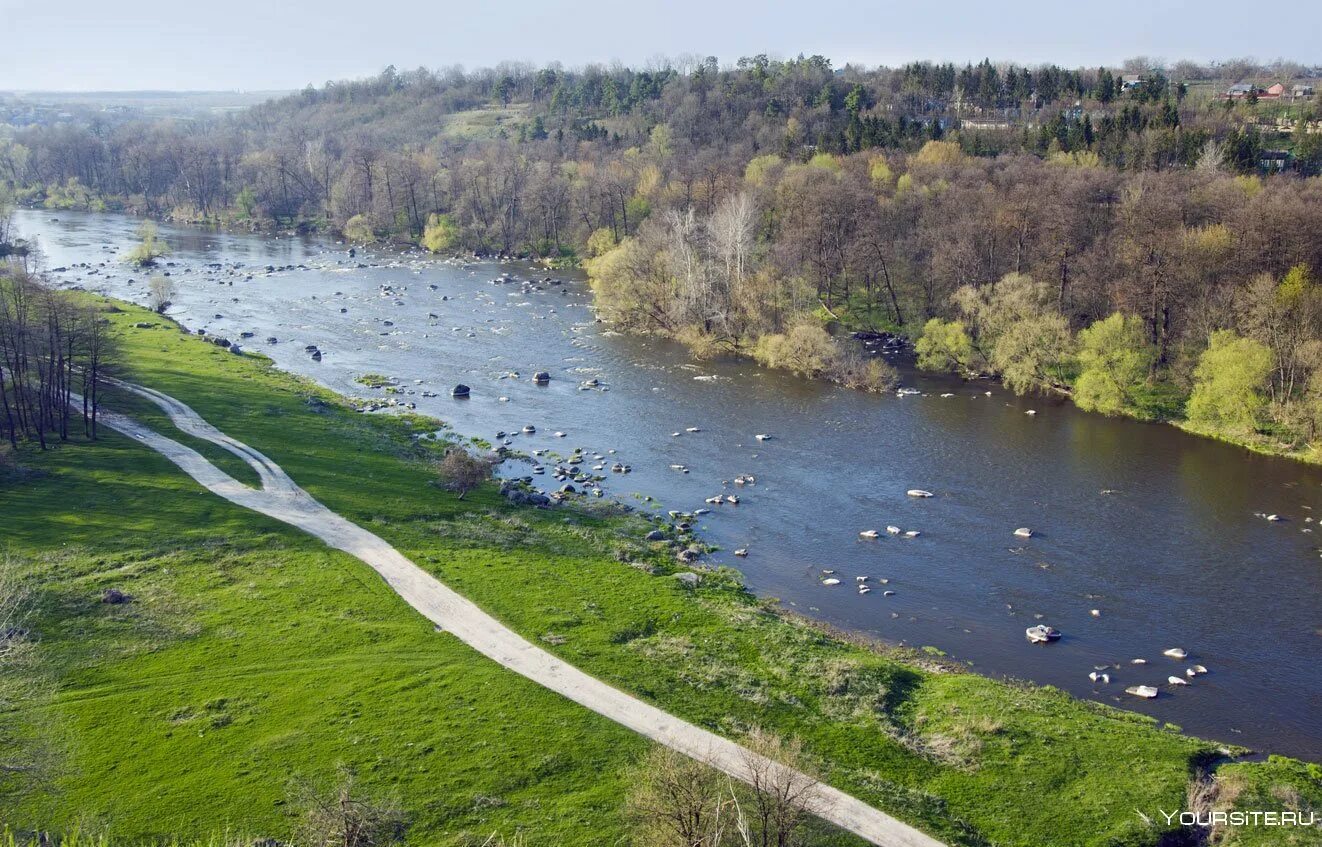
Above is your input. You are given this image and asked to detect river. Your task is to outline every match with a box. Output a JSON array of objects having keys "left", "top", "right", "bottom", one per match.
[{"left": 14, "top": 209, "right": 1322, "bottom": 761}]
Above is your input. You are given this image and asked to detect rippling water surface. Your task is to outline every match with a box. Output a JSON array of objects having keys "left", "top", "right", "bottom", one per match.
[{"left": 17, "top": 209, "right": 1322, "bottom": 760}]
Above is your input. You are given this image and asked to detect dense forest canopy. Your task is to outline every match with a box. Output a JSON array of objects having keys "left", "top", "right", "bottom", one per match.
[{"left": 3, "top": 53, "right": 1322, "bottom": 454}]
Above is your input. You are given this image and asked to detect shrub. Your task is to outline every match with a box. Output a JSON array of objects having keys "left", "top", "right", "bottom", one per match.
[
  {"left": 436, "top": 446, "right": 495, "bottom": 500},
  {"left": 342, "top": 214, "right": 375, "bottom": 243},
  {"left": 125, "top": 221, "right": 169, "bottom": 267},
  {"left": 831, "top": 350, "right": 899, "bottom": 393},
  {"left": 421, "top": 213, "right": 458, "bottom": 253},
  {"left": 147, "top": 275, "right": 177, "bottom": 313},
  {"left": 751, "top": 321, "right": 836, "bottom": 378},
  {"left": 915, "top": 318, "right": 974, "bottom": 373}
]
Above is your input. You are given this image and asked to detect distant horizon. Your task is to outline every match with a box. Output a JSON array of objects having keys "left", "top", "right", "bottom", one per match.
[
  {"left": 3, "top": 0, "right": 1320, "bottom": 91},
  {"left": 4, "top": 54, "right": 1321, "bottom": 98}
]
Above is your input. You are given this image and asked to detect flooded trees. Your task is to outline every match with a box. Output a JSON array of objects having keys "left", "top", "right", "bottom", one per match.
[
  {"left": 125, "top": 220, "right": 169, "bottom": 267},
  {"left": 147, "top": 275, "right": 176, "bottom": 313}
]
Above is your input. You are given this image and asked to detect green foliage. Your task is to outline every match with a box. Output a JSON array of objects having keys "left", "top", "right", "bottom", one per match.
[
  {"left": 341, "top": 214, "right": 375, "bottom": 243},
  {"left": 124, "top": 221, "right": 169, "bottom": 267},
  {"left": 234, "top": 186, "right": 258, "bottom": 220},
  {"left": 991, "top": 310, "right": 1074, "bottom": 393},
  {"left": 915, "top": 318, "right": 974, "bottom": 373},
  {"left": 354, "top": 373, "right": 394, "bottom": 389},
  {"left": 751, "top": 321, "right": 837, "bottom": 378},
  {"left": 1073, "top": 313, "right": 1155, "bottom": 416},
  {"left": 1186, "top": 330, "right": 1273, "bottom": 436},
  {"left": 421, "top": 213, "right": 458, "bottom": 253},
  {"left": 42, "top": 177, "right": 104, "bottom": 212},
  {"left": 946, "top": 274, "right": 1073, "bottom": 391},
  {"left": 584, "top": 227, "right": 617, "bottom": 258}
]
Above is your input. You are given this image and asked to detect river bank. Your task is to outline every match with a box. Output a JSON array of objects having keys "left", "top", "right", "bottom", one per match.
[
  {"left": 15, "top": 208, "right": 1322, "bottom": 764},
  {"left": 20, "top": 199, "right": 1321, "bottom": 468},
  {"left": 4, "top": 293, "right": 1320, "bottom": 846}
]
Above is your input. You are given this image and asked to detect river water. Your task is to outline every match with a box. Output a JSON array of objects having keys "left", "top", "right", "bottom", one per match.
[{"left": 15, "top": 209, "right": 1322, "bottom": 761}]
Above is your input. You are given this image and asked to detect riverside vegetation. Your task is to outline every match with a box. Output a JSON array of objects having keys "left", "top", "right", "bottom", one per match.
[
  {"left": 4, "top": 55, "right": 1322, "bottom": 455},
  {"left": 2, "top": 265, "right": 1321, "bottom": 845}
]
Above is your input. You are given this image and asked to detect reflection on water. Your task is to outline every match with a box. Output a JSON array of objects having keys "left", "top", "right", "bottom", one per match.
[{"left": 16, "top": 209, "right": 1322, "bottom": 761}]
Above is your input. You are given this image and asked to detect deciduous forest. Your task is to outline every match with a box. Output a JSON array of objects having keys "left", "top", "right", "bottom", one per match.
[{"left": 4, "top": 55, "right": 1322, "bottom": 454}]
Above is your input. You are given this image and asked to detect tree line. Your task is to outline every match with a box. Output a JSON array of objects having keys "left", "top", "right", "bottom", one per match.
[
  {"left": 2, "top": 54, "right": 1321, "bottom": 453},
  {"left": 0, "top": 261, "right": 114, "bottom": 452},
  {"left": 2, "top": 54, "right": 1319, "bottom": 236}
]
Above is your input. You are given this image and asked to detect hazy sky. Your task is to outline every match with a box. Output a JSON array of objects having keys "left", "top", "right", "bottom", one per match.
[{"left": 2, "top": 0, "right": 1318, "bottom": 91}]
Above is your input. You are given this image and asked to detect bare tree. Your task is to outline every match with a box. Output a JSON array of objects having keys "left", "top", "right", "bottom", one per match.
[
  {"left": 0, "top": 183, "right": 15, "bottom": 251},
  {"left": 293, "top": 769, "right": 406, "bottom": 847},
  {"left": 147, "top": 274, "right": 177, "bottom": 313},
  {"left": 1, "top": 268, "right": 114, "bottom": 449},
  {"left": 436, "top": 445, "right": 495, "bottom": 500},
  {"left": 1194, "top": 140, "right": 1227, "bottom": 175},
  {"left": 627, "top": 745, "right": 733, "bottom": 847},
  {"left": 708, "top": 192, "right": 756, "bottom": 289},
  {"left": 732, "top": 730, "right": 821, "bottom": 847}
]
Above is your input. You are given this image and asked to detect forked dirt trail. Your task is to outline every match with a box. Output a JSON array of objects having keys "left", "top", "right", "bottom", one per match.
[{"left": 94, "top": 379, "right": 944, "bottom": 847}]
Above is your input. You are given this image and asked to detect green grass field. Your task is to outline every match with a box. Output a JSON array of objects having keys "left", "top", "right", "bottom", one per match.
[
  {"left": 436, "top": 106, "right": 531, "bottom": 141},
  {"left": 2, "top": 298, "right": 1319, "bottom": 846}
]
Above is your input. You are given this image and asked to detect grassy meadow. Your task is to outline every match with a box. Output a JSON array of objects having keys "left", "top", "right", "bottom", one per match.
[{"left": 2, "top": 298, "right": 1319, "bottom": 846}]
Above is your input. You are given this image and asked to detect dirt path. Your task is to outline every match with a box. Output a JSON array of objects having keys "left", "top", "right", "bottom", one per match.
[{"left": 94, "top": 380, "right": 945, "bottom": 847}]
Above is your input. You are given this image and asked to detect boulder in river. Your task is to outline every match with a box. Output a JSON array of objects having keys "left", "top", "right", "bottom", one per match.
[
  {"left": 533, "top": 371, "right": 551, "bottom": 383},
  {"left": 1025, "top": 624, "right": 1061, "bottom": 643},
  {"left": 451, "top": 384, "right": 471, "bottom": 397}
]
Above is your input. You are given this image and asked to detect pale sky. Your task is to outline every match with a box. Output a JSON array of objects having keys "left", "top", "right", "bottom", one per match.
[{"left": 1, "top": 0, "right": 1318, "bottom": 91}]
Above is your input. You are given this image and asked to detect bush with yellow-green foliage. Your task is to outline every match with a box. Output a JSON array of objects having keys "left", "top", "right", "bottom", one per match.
[
  {"left": 421, "top": 213, "right": 459, "bottom": 253},
  {"left": 585, "top": 227, "right": 617, "bottom": 258},
  {"left": 915, "top": 318, "right": 977, "bottom": 374},
  {"left": 341, "top": 214, "right": 375, "bottom": 243},
  {"left": 752, "top": 321, "right": 838, "bottom": 378},
  {"left": 124, "top": 221, "right": 169, "bottom": 267},
  {"left": 1186, "top": 330, "right": 1274, "bottom": 437},
  {"left": 752, "top": 320, "right": 896, "bottom": 391},
  {"left": 1073, "top": 313, "right": 1155, "bottom": 417},
  {"left": 917, "top": 274, "right": 1073, "bottom": 393}
]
